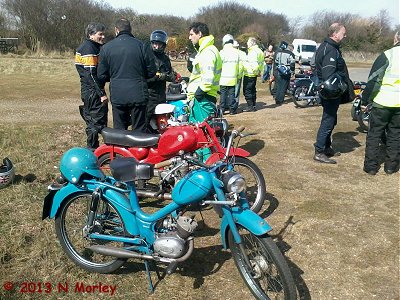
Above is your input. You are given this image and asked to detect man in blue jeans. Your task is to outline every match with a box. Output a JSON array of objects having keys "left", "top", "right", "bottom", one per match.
[{"left": 314, "top": 23, "right": 354, "bottom": 164}]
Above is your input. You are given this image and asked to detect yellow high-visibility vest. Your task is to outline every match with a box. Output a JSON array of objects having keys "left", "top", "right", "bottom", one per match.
[
  {"left": 244, "top": 45, "right": 264, "bottom": 77},
  {"left": 219, "top": 43, "right": 243, "bottom": 86},
  {"left": 372, "top": 46, "right": 400, "bottom": 107},
  {"left": 187, "top": 35, "right": 222, "bottom": 99}
]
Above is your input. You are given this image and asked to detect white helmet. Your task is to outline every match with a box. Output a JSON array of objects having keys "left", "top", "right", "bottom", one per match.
[
  {"left": 222, "top": 34, "right": 234, "bottom": 46},
  {"left": 0, "top": 157, "right": 15, "bottom": 188}
]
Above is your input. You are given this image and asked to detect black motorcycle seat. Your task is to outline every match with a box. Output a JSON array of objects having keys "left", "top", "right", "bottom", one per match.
[
  {"left": 101, "top": 127, "right": 160, "bottom": 148},
  {"left": 110, "top": 157, "right": 154, "bottom": 182},
  {"left": 166, "top": 93, "right": 187, "bottom": 101},
  {"left": 295, "top": 73, "right": 310, "bottom": 79}
]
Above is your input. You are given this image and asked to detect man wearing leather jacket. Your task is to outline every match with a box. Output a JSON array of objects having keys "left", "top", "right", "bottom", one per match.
[
  {"left": 145, "top": 30, "right": 176, "bottom": 132},
  {"left": 75, "top": 22, "right": 108, "bottom": 150},
  {"left": 313, "top": 23, "right": 354, "bottom": 164},
  {"left": 97, "top": 19, "right": 156, "bottom": 131}
]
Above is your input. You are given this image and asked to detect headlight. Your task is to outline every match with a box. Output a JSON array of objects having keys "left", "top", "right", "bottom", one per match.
[{"left": 222, "top": 171, "right": 246, "bottom": 193}]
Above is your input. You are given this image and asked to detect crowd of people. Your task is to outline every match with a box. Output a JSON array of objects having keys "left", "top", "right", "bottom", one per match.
[{"left": 74, "top": 19, "right": 399, "bottom": 175}]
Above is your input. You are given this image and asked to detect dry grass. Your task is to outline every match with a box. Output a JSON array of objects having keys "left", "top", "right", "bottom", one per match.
[{"left": 0, "top": 57, "right": 398, "bottom": 300}]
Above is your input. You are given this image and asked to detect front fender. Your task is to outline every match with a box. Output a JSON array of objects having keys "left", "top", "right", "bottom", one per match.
[
  {"left": 228, "top": 147, "right": 250, "bottom": 157},
  {"left": 220, "top": 209, "right": 272, "bottom": 249},
  {"left": 206, "top": 147, "right": 250, "bottom": 164}
]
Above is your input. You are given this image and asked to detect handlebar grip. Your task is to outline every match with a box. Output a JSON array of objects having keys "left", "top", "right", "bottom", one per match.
[
  {"left": 236, "top": 126, "right": 245, "bottom": 133},
  {"left": 154, "top": 159, "right": 172, "bottom": 169}
]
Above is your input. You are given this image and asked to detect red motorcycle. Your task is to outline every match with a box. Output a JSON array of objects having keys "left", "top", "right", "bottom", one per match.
[{"left": 94, "top": 119, "right": 266, "bottom": 213}]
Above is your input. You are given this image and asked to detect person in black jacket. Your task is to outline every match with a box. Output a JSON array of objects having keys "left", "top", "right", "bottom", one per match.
[
  {"left": 313, "top": 23, "right": 354, "bottom": 164},
  {"left": 97, "top": 19, "right": 157, "bottom": 131},
  {"left": 145, "top": 30, "right": 176, "bottom": 132},
  {"left": 273, "top": 41, "right": 295, "bottom": 105},
  {"left": 75, "top": 22, "right": 108, "bottom": 150}
]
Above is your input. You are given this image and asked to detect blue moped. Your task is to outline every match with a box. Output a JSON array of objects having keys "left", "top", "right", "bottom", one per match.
[{"left": 42, "top": 127, "right": 296, "bottom": 299}]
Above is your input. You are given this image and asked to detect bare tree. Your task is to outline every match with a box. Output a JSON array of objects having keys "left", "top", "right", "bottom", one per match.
[
  {"left": 194, "top": 2, "right": 289, "bottom": 48},
  {"left": 0, "top": 0, "right": 397, "bottom": 54}
]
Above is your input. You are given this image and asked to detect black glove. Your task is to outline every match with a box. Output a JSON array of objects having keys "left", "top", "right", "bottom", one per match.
[
  {"left": 157, "top": 72, "right": 167, "bottom": 81},
  {"left": 194, "top": 87, "right": 206, "bottom": 99}
]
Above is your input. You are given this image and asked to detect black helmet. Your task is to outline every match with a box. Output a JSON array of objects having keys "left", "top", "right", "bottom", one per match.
[
  {"left": 318, "top": 73, "right": 348, "bottom": 100},
  {"left": 150, "top": 30, "right": 168, "bottom": 52},
  {"left": 279, "top": 41, "right": 288, "bottom": 50}
]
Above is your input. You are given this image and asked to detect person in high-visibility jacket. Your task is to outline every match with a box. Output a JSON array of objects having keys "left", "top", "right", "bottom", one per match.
[
  {"left": 187, "top": 22, "right": 222, "bottom": 123},
  {"left": 362, "top": 31, "right": 400, "bottom": 175},
  {"left": 219, "top": 34, "right": 244, "bottom": 115},
  {"left": 243, "top": 37, "right": 264, "bottom": 112},
  {"left": 233, "top": 40, "right": 247, "bottom": 108}
]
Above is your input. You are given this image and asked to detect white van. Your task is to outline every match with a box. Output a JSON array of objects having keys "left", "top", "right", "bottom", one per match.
[{"left": 292, "top": 39, "right": 317, "bottom": 64}]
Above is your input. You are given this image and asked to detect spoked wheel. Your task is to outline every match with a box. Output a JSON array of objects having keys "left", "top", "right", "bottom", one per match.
[
  {"left": 97, "top": 153, "right": 122, "bottom": 176},
  {"left": 55, "top": 192, "right": 127, "bottom": 273},
  {"left": 351, "top": 97, "right": 361, "bottom": 121},
  {"left": 357, "top": 104, "right": 371, "bottom": 133},
  {"left": 228, "top": 227, "right": 296, "bottom": 300},
  {"left": 231, "top": 157, "right": 266, "bottom": 213},
  {"left": 292, "top": 86, "right": 310, "bottom": 108}
]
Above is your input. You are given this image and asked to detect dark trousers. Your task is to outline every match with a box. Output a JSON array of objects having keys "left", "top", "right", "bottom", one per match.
[
  {"left": 112, "top": 103, "right": 146, "bottom": 132},
  {"left": 80, "top": 90, "right": 108, "bottom": 149},
  {"left": 314, "top": 98, "right": 341, "bottom": 153},
  {"left": 364, "top": 106, "right": 400, "bottom": 171},
  {"left": 145, "top": 98, "right": 165, "bottom": 132},
  {"left": 243, "top": 76, "right": 257, "bottom": 107},
  {"left": 275, "top": 73, "right": 290, "bottom": 104},
  {"left": 220, "top": 85, "right": 237, "bottom": 112}
]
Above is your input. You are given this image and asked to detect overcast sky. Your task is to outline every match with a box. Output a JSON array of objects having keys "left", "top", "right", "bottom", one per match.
[{"left": 105, "top": 0, "right": 399, "bottom": 27}]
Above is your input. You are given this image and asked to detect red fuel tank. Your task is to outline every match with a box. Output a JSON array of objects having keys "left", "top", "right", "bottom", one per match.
[{"left": 158, "top": 125, "right": 199, "bottom": 156}]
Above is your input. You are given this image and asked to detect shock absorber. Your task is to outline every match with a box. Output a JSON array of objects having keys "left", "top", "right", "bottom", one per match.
[{"left": 86, "top": 188, "right": 101, "bottom": 229}]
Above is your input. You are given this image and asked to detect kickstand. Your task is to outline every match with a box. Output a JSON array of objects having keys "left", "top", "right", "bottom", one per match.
[
  {"left": 144, "top": 260, "right": 155, "bottom": 293},
  {"left": 152, "top": 261, "right": 162, "bottom": 280}
]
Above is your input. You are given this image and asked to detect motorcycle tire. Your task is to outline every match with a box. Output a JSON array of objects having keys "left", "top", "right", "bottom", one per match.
[
  {"left": 292, "top": 86, "right": 311, "bottom": 108},
  {"left": 228, "top": 226, "right": 296, "bottom": 300},
  {"left": 351, "top": 105, "right": 357, "bottom": 121},
  {"left": 55, "top": 192, "right": 127, "bottom": 273},
  {"left": 357, "top": 106, "right": 370, "bottom": 133},
  {"left": 269, "top": 77, "right": 291, "bottom": 97},
  {"left": 231, "top": 157, "right": 266, "bottom": 213},
  {"left": 351, "top": 97, "right": 361, "bottom": 121},
  {"left": 98, "top": 153, "right": 123, "bottom": 176}
]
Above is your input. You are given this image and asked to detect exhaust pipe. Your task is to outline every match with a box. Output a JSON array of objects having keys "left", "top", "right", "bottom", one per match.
[
  {"left": 89, "top": 245, "right": 158, "bottom": 260},
  {"left": 296, "top": 96, "right": 317, "bottom": 100},
  {"left": 88, "top": 239, "right": 194, "bottom": 264},
  {"left": 136, "top": 189, "right": 172, "bottom": 200}
]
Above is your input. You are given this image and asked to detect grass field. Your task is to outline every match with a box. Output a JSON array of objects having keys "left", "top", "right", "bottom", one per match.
[{"left": 0, "top": 57, "right": 398, "bottom": 300}]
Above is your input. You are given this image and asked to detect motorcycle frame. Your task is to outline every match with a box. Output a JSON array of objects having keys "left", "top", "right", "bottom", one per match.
[
  {"left": 94, "top": 120, "right": 250, "bottom": 166},
  {"left": 45, "top": 163, "right": 272, "bottom": 254}
]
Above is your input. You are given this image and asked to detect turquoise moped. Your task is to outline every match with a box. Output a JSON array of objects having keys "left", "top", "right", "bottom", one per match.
[{"left": 42, "top": 127, "right": 296, "bottom": 299}]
